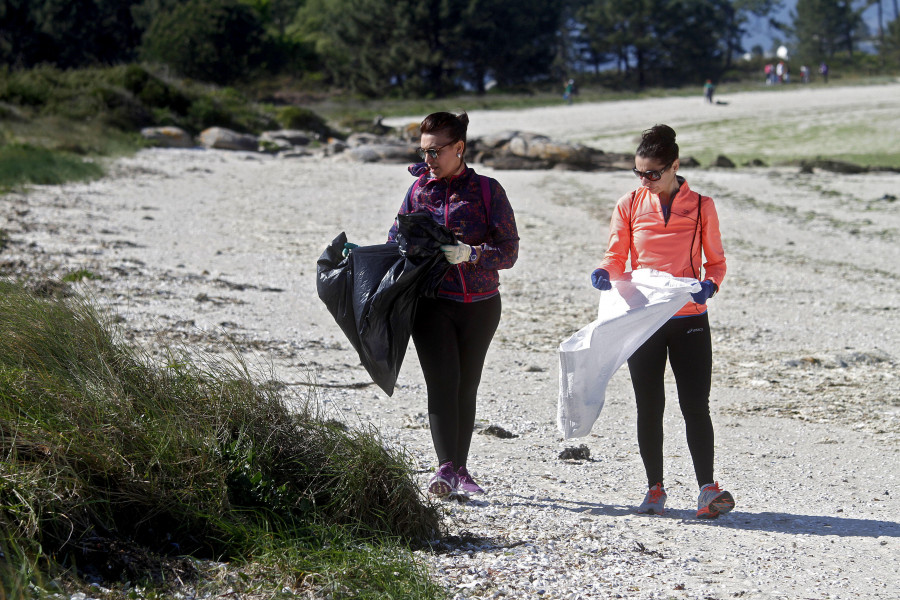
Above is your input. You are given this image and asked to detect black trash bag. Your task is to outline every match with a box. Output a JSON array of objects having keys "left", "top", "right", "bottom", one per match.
[
  {"left": 394, "top": 212, "right": 457, "bottom": 297},
  {"left": 316, "top": 212, "right": 455, "bottom": 395}
]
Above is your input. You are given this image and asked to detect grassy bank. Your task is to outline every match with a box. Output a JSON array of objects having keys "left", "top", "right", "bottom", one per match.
[
  {"left": 0, "top": 280, "right": 445, "bottom": 599},
  {"left": 0, "top": 64, "right": 286, "bottom": 192},
  {"left": 0, "top": 144, "right": 105, "bottom": 193}
]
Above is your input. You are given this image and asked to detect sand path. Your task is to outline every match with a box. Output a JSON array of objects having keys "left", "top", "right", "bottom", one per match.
[{"left": 2, "top": 82, "right": 899, "bottom": 599}]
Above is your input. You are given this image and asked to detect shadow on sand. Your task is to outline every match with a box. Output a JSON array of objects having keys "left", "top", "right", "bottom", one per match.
[{"left": 499, "top": 494, "right": 899, "bottom": 538}]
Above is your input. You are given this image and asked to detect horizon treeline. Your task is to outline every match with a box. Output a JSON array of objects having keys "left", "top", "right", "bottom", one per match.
[{"left": 2, "top": 0, "right": 900, "bottom": 96}]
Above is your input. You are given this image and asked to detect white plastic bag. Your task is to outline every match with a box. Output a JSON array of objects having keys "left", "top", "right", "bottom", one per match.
[{"left": 557, "top": 269, "right": 700, "bottom": 439}]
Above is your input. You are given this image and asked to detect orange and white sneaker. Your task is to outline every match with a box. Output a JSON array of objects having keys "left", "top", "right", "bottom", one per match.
[
  {"left": 636, "top": 483, "right": 667, "bottom": 514},
  {"left": 697, "top": 482, "right": 735, "bottom": 519}
]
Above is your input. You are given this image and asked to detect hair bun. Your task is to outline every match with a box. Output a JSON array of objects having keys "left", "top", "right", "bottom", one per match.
[{"left": 643, "top": 124, "right": 676, "bottom": 145}]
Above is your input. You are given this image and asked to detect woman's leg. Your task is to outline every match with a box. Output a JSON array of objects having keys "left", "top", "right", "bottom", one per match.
[
  {"left": 412, "top": 298, "right": 461, "bottom": 466},
  {"left": 411, "top": 295, "right": 501, "bottom": 467},
  {"left": 627, "top": 327, "right": 669, "bottom": 487},
  {"left": 452, "top": 295, "right": 501, "bottom": 467},
  {"left": 667, "top": 313, "right": 715, "bottom": 488}
]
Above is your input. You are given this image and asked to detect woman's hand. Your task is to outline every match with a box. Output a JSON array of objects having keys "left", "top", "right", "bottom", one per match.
[
  {"left": 591, "top": 268, "right": 611, "bottom": 291},
  {"left": 440, "top": 242, "right": 473, "bottom": 264},
  {"left": 691, "top": 280, "right": 717, "bottom": 304}
]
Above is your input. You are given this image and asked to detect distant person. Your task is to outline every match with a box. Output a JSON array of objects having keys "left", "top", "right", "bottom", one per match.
[
  {"left": 819, "top": 62, "right": 829, "bottom": 83},
  {"left": 764, "top": 63, "right": 774, "bottom": 85},
  {"left": 703, "top": 79, "right": 715, "bottom": 103},
  {"left": 590, "top": 124, "right": 734, "bottom": 519},
  {"left": 563, "top": 79, "right": 575, "bottom": 105},
  {"left": 386, "top": 111, "right": 519, "bottom": 498},
  {"left": 800, "top": 65, "right": 810, "bottom": 83},
  {"left": 775, "top": 61, "right": 785, "bottom": 83}
]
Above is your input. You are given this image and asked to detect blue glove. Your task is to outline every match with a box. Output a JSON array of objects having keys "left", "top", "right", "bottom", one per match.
[
  {"left": 591, "top": 268, "right": 611, "bottom": 291},
  {"left": 342, "top": 242, "right": 358, "bottom": 257},
  {"left": 691, "top": 280, "right": 717, "bottom": 305}
]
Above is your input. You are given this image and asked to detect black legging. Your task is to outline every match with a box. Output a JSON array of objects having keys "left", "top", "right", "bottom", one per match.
[
  {"left": 627, "top": 313, "right": 715, "bottom": 489},
  {"left": 411, "top": 294, "right": 501, "bottom": 468}
]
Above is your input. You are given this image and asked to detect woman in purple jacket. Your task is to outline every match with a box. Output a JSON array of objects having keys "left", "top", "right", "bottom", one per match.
[{"left": 388, "top": 111, "right": 519, "bottom": 497}]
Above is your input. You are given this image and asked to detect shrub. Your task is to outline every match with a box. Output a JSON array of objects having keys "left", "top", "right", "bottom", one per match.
[{"left": 278, "top": 105, "right": 331, "bottom": 137}]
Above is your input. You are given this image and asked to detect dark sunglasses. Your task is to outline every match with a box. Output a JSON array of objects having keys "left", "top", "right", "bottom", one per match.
[
  {"left": 632, "top": 161, "right": 673, "bottom": 181},
  {"left": 416, "top": 142, "right": 453, "bottom": 160}
]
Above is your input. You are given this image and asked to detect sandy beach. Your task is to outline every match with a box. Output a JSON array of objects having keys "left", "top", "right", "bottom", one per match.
[{"left": 2, "top": 82, "right": 899, "bottom": 599}]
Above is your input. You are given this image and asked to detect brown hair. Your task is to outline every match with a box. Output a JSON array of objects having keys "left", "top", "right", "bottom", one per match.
[
  {"left": 636, "top": 124, "right": 679, "bottom": 165},
  {"left": 420, "top": 111, "right": 469, "bottom": 147}
]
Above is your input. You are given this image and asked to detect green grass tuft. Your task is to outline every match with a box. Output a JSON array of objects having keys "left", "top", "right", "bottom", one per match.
[
  {"left": 0, "top": 144, "right": 104, "bottom": 191},
  {"left": 0, "top": 280, "right": 444, "bottom": 599}
]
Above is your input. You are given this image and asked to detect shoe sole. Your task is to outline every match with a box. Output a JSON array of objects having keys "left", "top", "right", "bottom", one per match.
[
  {"left": 428, "top": 479, "right": 455, "bottom": 497},
  {"left": 697, "top": 491, "right": 735, "bottom": 519}
]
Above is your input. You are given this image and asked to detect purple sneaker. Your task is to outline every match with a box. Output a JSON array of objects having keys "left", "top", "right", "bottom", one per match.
[
  {"left": 428, "top": 462, "right": 458, "bottom": 497},
  {"left": 456, "top": 465, "right": 485, "bottom": 495}
]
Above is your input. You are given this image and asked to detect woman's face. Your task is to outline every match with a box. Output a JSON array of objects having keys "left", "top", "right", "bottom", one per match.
[
  {"left": 420, "top": 132, "right": 464, "bottom": 179},
  {"left": 634, "top": 154, "right": 679, "bottom": 196}
]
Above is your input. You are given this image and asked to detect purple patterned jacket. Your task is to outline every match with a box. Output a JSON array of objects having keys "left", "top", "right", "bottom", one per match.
[{"left": 387, "top": 162, "right": 519, "bottom": 302}]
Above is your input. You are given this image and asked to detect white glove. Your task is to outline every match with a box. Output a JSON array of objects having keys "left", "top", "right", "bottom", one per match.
[{"left": 439, "top": 242, "right": 473, "bottom": 264}]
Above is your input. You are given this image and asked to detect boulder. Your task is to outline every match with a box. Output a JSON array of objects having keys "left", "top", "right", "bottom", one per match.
[
  {"left": 342, "top": 143, "right": 419, "bottom": 163},
  {"left": 480, "top": 154, "right": 554, "bottom": 170},
  {"left": 399, "top": 122, "right": 421, "bottom": 142},
  {"left": 278, "top": 148, "right": 315, "bottom": 159},
  {"left": 346, "top": 132, "right": 389, "bottom": 147},
  {"left": 493, "top": 132, "right": 594, "bottom": 169},
  {"left": 805, "top": 159, "right": 868, "bottom": 174},
  {"left": 712, "top": 154, "right": 736, "bottom": 168},
  {"left": 198, "top": 127, "right": 258, "bottom": 152},
  {"left": 260, "top": 130, "right": 313, "bottom": 146},
  {"left": 478, "top": 131, "right": 520, "bottom": 149},
  {"left": 259, "top": 137, "right": 292, "bottom": 154},
  {"left": 324, "top": 139, "right": 349, "bottom": 156},
  {"left": 140, "top": 126, "right": 194, "bottom": 148}
]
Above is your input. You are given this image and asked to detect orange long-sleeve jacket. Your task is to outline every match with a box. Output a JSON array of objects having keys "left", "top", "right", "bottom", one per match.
[{"left": 597, "top": 178, "right": 726, "bottom": 317}]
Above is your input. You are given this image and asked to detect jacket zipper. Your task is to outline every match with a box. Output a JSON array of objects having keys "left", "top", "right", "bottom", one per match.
[{"left": 443, "top": 183, "right": 472, "bottom": 303}]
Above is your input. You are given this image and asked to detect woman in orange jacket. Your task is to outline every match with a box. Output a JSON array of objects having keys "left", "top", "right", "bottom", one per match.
[{"left": 591, "top": 124, "right": 735, "bottom": 519}]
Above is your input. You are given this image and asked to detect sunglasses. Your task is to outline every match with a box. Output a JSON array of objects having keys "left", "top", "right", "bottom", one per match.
[
  {"left": 416, "top": 142, "right": 454, "bottom": 160},
  {"left": 632, "top": 161, "right": 673, "bottom": 181}
]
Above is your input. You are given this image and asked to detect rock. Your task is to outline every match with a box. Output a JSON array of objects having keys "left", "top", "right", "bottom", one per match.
[
  {"left": 259, "top": 137, "right": 292, "bottom": 154},
  {"left": 260, "top": 130, "right": 313, "bottom": 146},
  {"left": 806, "top": 159, "right": 868, "bottom": 174},
  {"left": 140, "top": 126, "right": 194, "bottom": 148},
  {"left": 346, "top": 132, "right": 386, "bottom": 147},
  {"left": 479, "top": 424, "right": 518, "bottom": 439},
  {"left": 278, "top": 148, "right": 315, "bottom": 159},
  {"left": 324, "top": 139, "right": 349, "bottom": 156},
  {"left": 558, "top": 445, "right": 591, "bottom": 460},
  {"left": 482, "top": 154, "right": 554, "bottom": 170},
  {"left": 400, "top": 122, "right": 421, "bottom": 141},
  {"left": 680, "top": 156, "right": 701, "bottom": 167},
  {"left": 342, "top": 143, "right": 419, "bottom": 163},
  {"left": 712, "top": 154, "right": 736, "bottom": 168},
  {"left": 479, "top": 131, "right": 521, "bottom": 149},
  {"left": 744, "top": 158, "right": 768, "bottom": 167},
  {"left": 198, "top": 127, "right": 258, "bottom": 152}
]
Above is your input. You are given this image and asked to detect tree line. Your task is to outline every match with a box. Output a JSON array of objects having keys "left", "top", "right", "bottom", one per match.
[{"left": 2, "top": 0, "right": 899, "bottom": 95}]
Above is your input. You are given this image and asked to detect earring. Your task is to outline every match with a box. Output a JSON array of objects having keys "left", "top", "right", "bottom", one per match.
[{"left": 456, "top": 153, "right": 461, "bottom": 158}]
